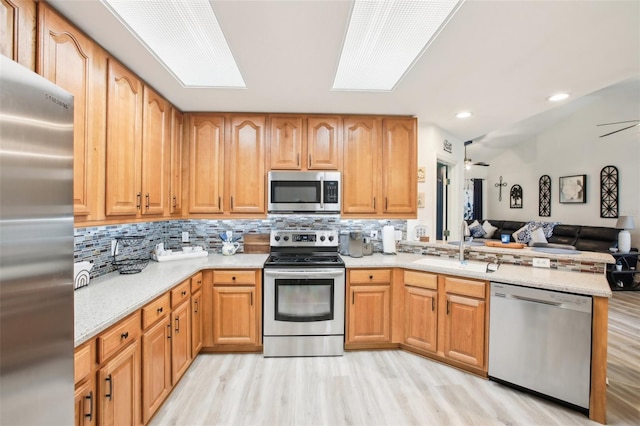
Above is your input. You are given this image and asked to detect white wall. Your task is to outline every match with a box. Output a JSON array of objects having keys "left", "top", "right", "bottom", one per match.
[
  {"left": 408, "top": 122, "right": 464, "bottom": 242},
  {"left": 482, "top": 92, "right": 640, "bottom": 248}
]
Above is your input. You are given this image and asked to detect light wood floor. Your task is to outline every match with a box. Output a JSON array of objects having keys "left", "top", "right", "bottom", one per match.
[{"left": 151, "top": 292, "right": 640, "bottom": 426}]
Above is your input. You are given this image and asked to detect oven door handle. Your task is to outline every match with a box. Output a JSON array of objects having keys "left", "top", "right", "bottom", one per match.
[{"left": 264, "top": 269, "right": 344, "bottom": 278}]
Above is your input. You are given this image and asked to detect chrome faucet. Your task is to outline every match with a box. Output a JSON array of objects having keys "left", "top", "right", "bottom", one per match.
[{"left": 460, "top": 220, "right": 470, "bottom": 263}]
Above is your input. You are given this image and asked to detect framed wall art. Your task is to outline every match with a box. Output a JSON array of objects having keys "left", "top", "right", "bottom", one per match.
[
  {"left": 600, "top": 165, "right": 618, "bottom": 218},
  {"left": 510, "top": 184, "right": 523, "bottom": 208},
  {"left": 559, "top": 175, "right": 586, "bottom": 204},
  {"left": 538, "top": 175, "right": 551, "bottom": 217}
]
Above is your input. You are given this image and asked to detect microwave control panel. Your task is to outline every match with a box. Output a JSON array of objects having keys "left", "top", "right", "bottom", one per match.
[{"left": 324, "top": 181, "right": 339, "bottom": 204}]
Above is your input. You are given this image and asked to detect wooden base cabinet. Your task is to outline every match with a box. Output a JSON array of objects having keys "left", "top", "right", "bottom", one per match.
[
  {"left": 191, "top": 290, "right": 203, "bottom": 355},
  {"left": 98, "top": 341, "right": 140, "bottom": 426},
  {"left": 440, "top": 276, "right": 487, "bottom": 371},
  {"left": 75, "top": 379, "right": 95, "bottom": 426},
  {"left": 141, "top": 307, "right": 171, "bottom": 424},
  {"left": 171, "top": 298, "right": 192, "bottom": 384},
  {"left": 346, "top": 269, "right": 392, "bottom": 344},
  {"left": 403, "top": 271, "right": 438, "bottom": 352}
]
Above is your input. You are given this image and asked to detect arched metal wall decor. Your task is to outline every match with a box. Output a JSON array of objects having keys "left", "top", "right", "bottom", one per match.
[
  {"left": 539, "top": 175, "right": 551, "bottom": 217},
  {"left": 510, "top": 184, "right": 523, "bottom": 209},
  {"left": 600, "top": 165, "right": 619, "bottom": 218}
]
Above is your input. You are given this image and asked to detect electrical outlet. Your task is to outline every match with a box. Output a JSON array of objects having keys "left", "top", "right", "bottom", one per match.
[
  {"left": 532, "top": 258, "right": 551, "bottom": 268},
  {"left": 182, "top": 231, "right": 189, "bottom": 243},
  {"left": 111, "top": 240, "right": 119, "bottom": 256},
  {"left": 370, "top": 230, "right": 378, "bottom": 239}
]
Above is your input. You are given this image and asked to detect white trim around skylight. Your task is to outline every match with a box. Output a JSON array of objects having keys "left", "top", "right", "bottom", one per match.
[
  {"left": 102, "top": 0, "right": 245, "bottom": 88},
  {"left": 333, "top": 0, "right": 464, "bottom": 91}
]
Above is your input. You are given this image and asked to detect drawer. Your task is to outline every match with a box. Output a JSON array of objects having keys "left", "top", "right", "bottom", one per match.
[
  {"left": 171, "top": 279, "right": 191, "bottom": 308},
  {"left": 404, "top": 270, "right": 437, "bottom": 290},
  {"left": 141, "top": 293, "right": 170, "bottom": 330},
  {"left": 213, "top": 270, "right": 256, "bottom": 285},
  {"left": 97, "top": 312, "right": 140, "bottom": 364},
  {"left": 444, "top": 276, "right": 486, "bottom": 299},
  {"left": 349, "top": 269, "right": 391, "bottom": 284},
  {"left": 190, "top": 272, "right": 203, "bottom": 293},
  {"left": 74, "top": 342, "right": 92, "bottom": 384}
]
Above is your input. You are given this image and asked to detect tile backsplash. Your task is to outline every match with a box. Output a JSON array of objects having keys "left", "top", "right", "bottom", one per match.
[{"left": 75, "top": 216, "right": 407, "bottom": 279}]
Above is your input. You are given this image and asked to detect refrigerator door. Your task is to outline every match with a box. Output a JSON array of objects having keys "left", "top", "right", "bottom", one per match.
[{"left": 0, "top": 56, "right": 75, "bottom": 424}]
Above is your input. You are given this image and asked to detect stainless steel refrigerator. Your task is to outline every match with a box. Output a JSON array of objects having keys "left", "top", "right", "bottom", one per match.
[{"left": 0, "top": 55, "right": 74, "bottom": 424}]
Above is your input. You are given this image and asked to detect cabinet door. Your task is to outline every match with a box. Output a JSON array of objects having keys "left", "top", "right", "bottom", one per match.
[
  {"left": 141, "top": 85, "right": 169, "bottom": 216},
  {"left": 307, "top": 116, "right": 340, "bottom": 170},
  {"left": 105, "top": 58, "right": 142, "bottom": 217},
  {"left": 188, "top": 114, "right": 225, "bottom": 214},
  {"left": 38, "top": 3, "right": 107, "bottom": 219},
  {"left": 170, "top": 108, "right": 184, "bottom": 215},
  {"left": 342, "top": 117, "right": 379, "bottom": 214},
  {"left": 382, "top": 118, "right": 416, "bottom": 214},
  {"left": 269, "top": 115, "right": 303, "bottom": 169},
  {"left": 347, "top": 284, "right": 390, "bottom": 343},
  {"left": 2, "top": 0, "right": 36, "bottom": 70},
  {"left": 443, "top": 294, "right": 485, "bottom": 368},
  {"left": 74, "top": 379, "right": 95, "bottom": 426},
  {"left": 98, "top": 341, "right": 140, "bottom": 426},
  {"left": 212, "top": 286, "right": 256, "bottom": 345},
  {"left": 141, "top": 317, "right": 171, "bottom": 424},
  {"left": 191, "top": 290, "right": 203, "bottom": 356},
  {"left": 228, "top": 115, "right": 266, "bottom": 213},
  {"left": 404, "top": 286, "right": 437, "bottom": 352},
  {"left": 171, "top": 299, "right": 191, "bottom": 385}
]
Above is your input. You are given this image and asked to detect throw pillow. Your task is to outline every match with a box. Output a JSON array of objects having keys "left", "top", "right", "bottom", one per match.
[
  {"left": 482, "top": 220, "right": 498, "bottom": 238},
  {"left": 528, "top": 227, "right": 548, "bottom": 246},
  {"left": 512, "top": 224, "right": 532, "bottom": 244},
  {"left": 469, "top": 224, "right": 486, "bottom": 238},
  {"left": 530, "top": 221, "right": 560, "bottom": 238}
]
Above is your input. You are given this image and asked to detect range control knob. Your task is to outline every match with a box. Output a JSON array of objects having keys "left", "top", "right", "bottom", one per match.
[
  {"left": 274, "top": 236, "right": 281, "bottom": 241},
  {"left": 283, "top": 236, "right": 289, "bottom": 241},
  {"left": 320, "top": 236, "right": 326, "bottom": 241},
  {"left": 328, "top": 235, "right": 334, "bottom": 242}
]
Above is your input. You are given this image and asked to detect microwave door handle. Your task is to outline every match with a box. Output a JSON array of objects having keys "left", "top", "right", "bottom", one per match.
[
  {"left": 320, "top": 176, "right": 324, "bottom": 209},
  {"left": 264, "top": 270, "right": 344, "bottom": 278}
]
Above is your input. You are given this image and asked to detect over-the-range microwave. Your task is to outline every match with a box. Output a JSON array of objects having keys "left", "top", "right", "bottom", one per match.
[{"left": 267, "top": 171, "right": 341, "bottom": 213}]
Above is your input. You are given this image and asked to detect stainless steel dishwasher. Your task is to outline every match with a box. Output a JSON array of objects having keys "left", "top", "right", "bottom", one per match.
[{"left": 488, "top": 282, "right": 592, "bottom": 412}]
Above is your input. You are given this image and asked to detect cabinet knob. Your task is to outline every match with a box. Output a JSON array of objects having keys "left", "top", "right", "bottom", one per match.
[
  {"left": 157, "top": 307, "right": 163, "bottom": 313},
  {"left": 232, "top": 276, "right": 236, "bottom": 281},
  {"left": 181, "top": 290, "right": 187, "bottom": 296},
  {"left": 120, "top": 331, "right": 129, "bottom": 339},
  {"left": 369, "top": 275, "right": 373, "bottom": 280}
]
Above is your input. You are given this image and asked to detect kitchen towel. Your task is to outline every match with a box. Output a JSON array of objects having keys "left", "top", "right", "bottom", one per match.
[{"left": 382, "top": 225, "right": 396, "bottom": 254}]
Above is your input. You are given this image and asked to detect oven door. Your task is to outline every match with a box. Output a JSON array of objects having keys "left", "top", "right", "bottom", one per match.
[{"left": 264, "top": 268, "right": 345, "bottom": 336}]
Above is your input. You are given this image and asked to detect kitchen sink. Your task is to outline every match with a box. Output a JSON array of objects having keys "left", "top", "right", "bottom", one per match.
[{"left": 412, "top": 257, "right": 490, "bottom": 273}]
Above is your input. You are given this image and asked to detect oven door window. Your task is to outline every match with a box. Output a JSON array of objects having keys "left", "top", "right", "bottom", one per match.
[{"left": 275, "top": 278, "right": 334, "bottom": 322}]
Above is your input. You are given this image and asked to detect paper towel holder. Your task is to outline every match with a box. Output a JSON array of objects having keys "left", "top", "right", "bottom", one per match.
[{"left": 382, "top": 224, "right": 397, "bottom": 255}]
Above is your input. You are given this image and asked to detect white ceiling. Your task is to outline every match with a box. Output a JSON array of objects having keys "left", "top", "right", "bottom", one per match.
[{"left": 47, "top": 0, "right": 640, "bottom": 147}]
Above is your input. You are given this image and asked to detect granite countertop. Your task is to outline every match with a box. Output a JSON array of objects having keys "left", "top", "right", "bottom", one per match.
[
  {"left": 75, "top": 251, "right": 612, "bottom": 347},
  {"left": 343, "top": 253, "right": 612, "bottom": 298},
  {"left": 74, "top": 254, "right": 268, "bottom": 347}
]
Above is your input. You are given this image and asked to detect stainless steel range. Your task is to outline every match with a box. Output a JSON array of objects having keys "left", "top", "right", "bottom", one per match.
[{"left": 263, "top": 230, "right": 345, "bottom": 357}]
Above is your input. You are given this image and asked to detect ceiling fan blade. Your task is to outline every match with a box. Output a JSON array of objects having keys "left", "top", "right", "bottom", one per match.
[
  {"left": 597, "top": 120, "right": 640, "bottom": 126},
  {"left": 473, "top": 162, "right": 490, "bottom": 167},
  {"left": 599, "top": 123, "right": 640, "bottom": 138}
]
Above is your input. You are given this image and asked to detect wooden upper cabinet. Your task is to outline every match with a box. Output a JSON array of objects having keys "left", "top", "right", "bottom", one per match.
[
  {"left": 382, "top": 118, "right": 417, "bottom": 214},
  {"left": 141, "top": 85, "right": 170, "bottom": 216},
  {"left": 269, "top": 115, "right": 303, "bottom": 170},
  {"left": 2, "top": 0, "right": 36, "bottom": 71},
  {"left": 342, "top": 117, "right": 380, "bottom": 215},
  {"left": 228, "top": 115, "right": 266, "bottom": 214},
  {"left": 38, "top": 3, "right": 107, "bottom": 221},
  {"left": 188, "top": 114, "right": 225, "bottom": 214},
  {"left": 105, "top": 58, "right": 142, "bottom": 217},
  {"left": 307, "top": 116, "right": 341, "bottom": 170},
  {"left": 170, "top": 108, "right": 184, "bottom": 216}
]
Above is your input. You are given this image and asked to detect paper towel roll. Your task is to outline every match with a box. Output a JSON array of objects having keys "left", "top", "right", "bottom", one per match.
[{"left": 382, "top": 225, "right": 396, "bottom": 254}]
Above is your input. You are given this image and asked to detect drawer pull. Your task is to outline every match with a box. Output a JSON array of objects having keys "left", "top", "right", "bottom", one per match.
[
  {"left": 157, "top": 307, "right": 163, "bottom": 314},
  {"left": 369, "top": 275, "right": 373, "bottom": 280},
  {"left": 232, "top": 276, "right": 236, "bottom": 281},
  {"left": 105, "top": 375, "right": 113, "bottom": 401},
  {"left": 85, "top": 391, "right": 93, "bottom": 420},
  {"left": 181, "top": 290, "right": 187, "bottom": 296},
  {"left": 120, "top": 331, "right": 129, "bottom": 340}
]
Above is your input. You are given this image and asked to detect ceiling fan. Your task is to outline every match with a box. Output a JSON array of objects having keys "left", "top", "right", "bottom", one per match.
[
  {"left": 464, "top": 140, "right": 490, "bottom": 168},
  {"left": 597, "top": 120, "right": 640, "bottom": 138}
]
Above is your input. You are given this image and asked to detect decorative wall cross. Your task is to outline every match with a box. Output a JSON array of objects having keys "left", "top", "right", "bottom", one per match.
[{"left": 495, "top": 176, "right": 507, "bottom": 201}]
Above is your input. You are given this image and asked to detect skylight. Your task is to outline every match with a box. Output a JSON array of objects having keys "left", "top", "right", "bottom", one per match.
[
  {"left": 333, "top": 0, "right": 463, "bottom": 91},
  {"left": 102, "top": 0, "right": 245, "bottom": 88}
]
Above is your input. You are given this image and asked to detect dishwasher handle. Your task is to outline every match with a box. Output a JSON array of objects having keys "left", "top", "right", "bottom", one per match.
[{"left": 511, "top": 294, "right": 562, "bottom": 307}]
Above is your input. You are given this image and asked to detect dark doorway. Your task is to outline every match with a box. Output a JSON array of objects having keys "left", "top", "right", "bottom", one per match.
[{"left": 436, "top": 162, "right": 449, "bottom": 240}]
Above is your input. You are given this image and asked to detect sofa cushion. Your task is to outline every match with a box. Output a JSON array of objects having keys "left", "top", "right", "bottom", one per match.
[
  {"left": 574, "top": 227, "right": 619, "bottom": 252},
  {"left": 482, "top": 220, "right": 498, "bottom": 238},
  {"left": 547, "top": 224, "right": 580, "bottom": 246}
]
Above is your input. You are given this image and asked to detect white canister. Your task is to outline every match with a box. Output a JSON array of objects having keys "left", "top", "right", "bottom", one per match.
[{"left": 382, "top": 225, "right": 396, "bottom": 254}]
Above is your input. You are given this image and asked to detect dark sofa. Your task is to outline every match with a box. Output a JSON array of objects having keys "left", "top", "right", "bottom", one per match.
[{"left": 468, "top": 219, "right": 619, "bottom": 253}]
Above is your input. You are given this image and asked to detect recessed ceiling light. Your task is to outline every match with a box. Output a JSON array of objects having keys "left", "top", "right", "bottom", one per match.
[
  {"left": 333, "top": 0, "right": 464, "bottom": 91},
  {"left": 456, "top": 111, "right": 472, "bottom": 119},
  {"left": 547, "top": 93, "right": 570, "bottom": 102},
  {"left": 102, "top": 0, "right": 245, "bottom": 88}
]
